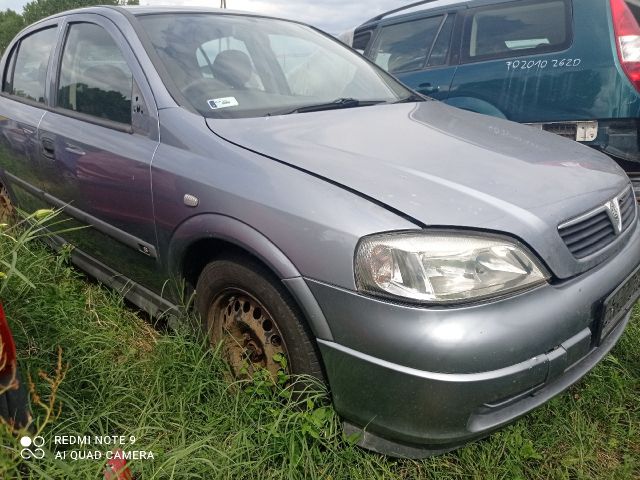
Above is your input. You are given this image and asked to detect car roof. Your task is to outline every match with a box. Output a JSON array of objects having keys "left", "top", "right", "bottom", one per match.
[
  {"left": 26, "top": 5, "right": 303, "bottom": 29},
  {"left": 117, "top": 6, "right": 252, "bottom": 17}
]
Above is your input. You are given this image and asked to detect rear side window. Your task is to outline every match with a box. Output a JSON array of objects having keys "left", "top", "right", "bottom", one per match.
[
  {"left": 463, "top": 0, "right": 571, "bottom": 62},
  {"left": 2, "top": 46, "right": 17, "bottom": 94},
  {"left": 57, "top": 23, "right": 133, "bottom": 125},
  {"left": 4, "top": 27, "right": 58, "bottom": 103},
  {"left": 371, "top": 16, "right": 444, "bottom": 73}
]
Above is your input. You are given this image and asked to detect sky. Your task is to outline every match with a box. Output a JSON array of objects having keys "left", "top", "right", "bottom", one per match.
[{"left": 0, "top": 0, "right": 414, "bottom": 33}]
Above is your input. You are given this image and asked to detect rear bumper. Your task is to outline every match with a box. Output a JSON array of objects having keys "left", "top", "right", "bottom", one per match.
[{"left": 319, "top": 311, "right": 629, "bottom": 458}]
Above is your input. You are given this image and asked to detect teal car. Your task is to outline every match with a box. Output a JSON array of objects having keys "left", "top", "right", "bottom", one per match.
[{"left": 349, "top": 0, "right": 640, "bottom": 197}]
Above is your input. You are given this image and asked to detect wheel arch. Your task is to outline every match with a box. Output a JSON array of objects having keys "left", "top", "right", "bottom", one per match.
[{"left": 168, "top": 213, "right": 333, "bottom": 341}]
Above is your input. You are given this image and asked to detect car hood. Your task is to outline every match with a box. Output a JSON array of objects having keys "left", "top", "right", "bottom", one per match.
[{"left": 207, "top": 101, "right": 632, "bottom": 279}]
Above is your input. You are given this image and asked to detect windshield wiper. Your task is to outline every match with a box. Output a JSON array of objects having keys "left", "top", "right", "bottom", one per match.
[{"left": 267, "top": 98, "right": 386, "bottom": 116}]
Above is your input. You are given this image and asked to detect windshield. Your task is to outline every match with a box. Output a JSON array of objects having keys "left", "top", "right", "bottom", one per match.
[{"left": 138, "top": 13, "right": 415, "bottom": 118}]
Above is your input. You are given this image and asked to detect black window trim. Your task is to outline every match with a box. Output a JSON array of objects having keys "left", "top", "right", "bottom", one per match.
[
  {"left": 352, "top": 29, "right": 374, "bottom": 54},
  {"left": 424, "top": 12, "right": 456, "bottom": 69},
  {"left": 1, "top": 24, "right": 60, "bottom": 107},
  {"left": 2, "top": 43, "right": 18, "bottom": 94},
  {"left": 459, "top": 0, "right": 574, "bottom": 65},
  {"left": 369, "top": 13, "right": 447, "bottom": 75},
  {"left": 53, "top": 19, "right": 134, "bottom": 132}
]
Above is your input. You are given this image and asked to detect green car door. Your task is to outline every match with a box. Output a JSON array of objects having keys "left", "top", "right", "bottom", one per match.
[{"left": 448, "top": 0, "right": 640, "bottom": 123}]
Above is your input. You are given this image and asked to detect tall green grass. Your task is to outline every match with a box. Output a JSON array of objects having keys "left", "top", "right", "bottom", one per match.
[{"left": 0, "top": 238, "right": 637, "bottom": 479}]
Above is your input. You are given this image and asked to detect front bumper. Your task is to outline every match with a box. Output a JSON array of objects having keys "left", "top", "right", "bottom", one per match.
[
  {"left": 318, "top": 312, "right": 629, "bottom": 458},
  {"left": 308, "top": 221, "right": 640, "bottom": 457}
]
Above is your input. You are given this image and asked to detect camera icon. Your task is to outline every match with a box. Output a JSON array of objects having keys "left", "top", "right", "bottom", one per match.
[{"left": 19, "top": 436, "right": 45, "bottom": 459}]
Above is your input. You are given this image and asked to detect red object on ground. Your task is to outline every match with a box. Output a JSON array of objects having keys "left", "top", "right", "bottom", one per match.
[
  {"left": 104, "top": 450, "right": 133, "bottom": 480},
  {"left": 0, "top": 303, "right": 17, "bottom": 376}
]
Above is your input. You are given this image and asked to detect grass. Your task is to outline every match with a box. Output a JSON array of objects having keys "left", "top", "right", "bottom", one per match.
[{"left": 0, "top": 238, "right": 637, "bottom": 479}]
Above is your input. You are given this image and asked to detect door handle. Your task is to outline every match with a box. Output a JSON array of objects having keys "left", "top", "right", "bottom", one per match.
[
  {"left": 418, "top": 82, "right": 440, "bottom": 95},
  {"left": 41, "top": 138, "right": 56, "bottom": 159},
  {"left": 65, "top": 144, "right": 86, "bottom": 156}
]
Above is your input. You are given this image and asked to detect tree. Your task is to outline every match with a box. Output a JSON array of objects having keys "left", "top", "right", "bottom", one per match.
[
  {"left": 22, "top": 0, "right": 139, "bottom": 26},
  {"left": 0, "top": 10, "right": 24, "bottom": 55},
  {"left": 0, "top": 0, "right": 140, "bottom": 55}
]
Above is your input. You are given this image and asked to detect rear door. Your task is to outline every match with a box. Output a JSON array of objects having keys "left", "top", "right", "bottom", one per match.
[
  {"left": 0, "top": 23, "right": 60, "bottom": 213},
  {"left": 366, "top": 12, "right": 459, "bottom": 99},
  {"left": 36, "top": 15, "right": 162, "bottom": 291},
  {"left": 448, "top": 0, "right": 589, "bottom": 121}
]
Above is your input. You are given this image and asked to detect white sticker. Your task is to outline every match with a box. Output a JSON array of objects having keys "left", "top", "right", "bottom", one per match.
[{"left": 207, "top": 97, "right": 239, "bottom": 109}]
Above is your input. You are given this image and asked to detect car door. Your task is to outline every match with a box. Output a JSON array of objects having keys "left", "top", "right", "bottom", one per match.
[
  {"left": 448, "top": 0, "right": 578, "bottom": 121},
  {"left": 367, "top": 12, "right": 458, "bottom": 100},
  {"left": 0, "top": 23, "right": 60, "bottom": 214},
  {"left": 36, "top": 15, "right": 163, "bottom": 292}
]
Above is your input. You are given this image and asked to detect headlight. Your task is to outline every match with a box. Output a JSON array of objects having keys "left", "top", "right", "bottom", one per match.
[{"left": 355, "top": 231, "right": 549, "bottom": 304}]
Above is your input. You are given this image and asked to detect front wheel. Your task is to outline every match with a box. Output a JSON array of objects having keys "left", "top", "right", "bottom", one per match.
[{"left": 195, "top": 257, "right": 323, "bottom": 381}]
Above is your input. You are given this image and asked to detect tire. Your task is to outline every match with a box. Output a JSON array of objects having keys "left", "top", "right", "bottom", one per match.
[
  {"left": 195, "top": 256, "right": 324, "bottom": 381},
  {"left": 0, "top": 182, "right": 15, "bottom": 224}
]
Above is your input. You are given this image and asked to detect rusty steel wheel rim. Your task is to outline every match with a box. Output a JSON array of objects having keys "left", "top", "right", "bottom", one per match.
[
  {"left": 0, "top": 184, "right": 14, "bottom": 224},
  {"left": 208, "top": 288, "right": 289, "bottom": 379}
]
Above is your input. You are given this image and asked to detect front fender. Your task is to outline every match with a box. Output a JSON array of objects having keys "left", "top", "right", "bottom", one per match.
[{"left": 168, "top": 213, "right": 333, "bottom": 340}]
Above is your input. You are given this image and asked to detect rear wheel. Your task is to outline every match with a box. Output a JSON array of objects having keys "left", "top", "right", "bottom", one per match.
[
  {"left": 195, "top": 257, "right": 323, "bottom": 380},
  {"left": 0, "top": 183, "right": 15, "bottom": 224}
]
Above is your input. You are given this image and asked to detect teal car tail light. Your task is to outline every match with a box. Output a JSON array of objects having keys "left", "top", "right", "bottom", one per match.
[
  {"left": 611, "top": 0, "right": 640, "bottom": 91},
  {"left": 355, "top": 232, "right": 549, "bottom": 304}
]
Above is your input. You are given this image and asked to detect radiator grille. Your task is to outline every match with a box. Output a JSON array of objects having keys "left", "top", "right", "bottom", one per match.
[{"left": 558, "top": 187, "right": 636, "bottom": 259}]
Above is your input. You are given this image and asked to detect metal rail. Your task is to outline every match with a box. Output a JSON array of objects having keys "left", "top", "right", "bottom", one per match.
[{"left": 363, "top": 0, "right": 451, "bottom": 25}]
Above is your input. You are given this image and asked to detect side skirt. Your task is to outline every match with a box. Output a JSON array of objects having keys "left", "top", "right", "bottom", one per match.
[{"left": 46, "top": 234, "right": 180, "bottom": 320}]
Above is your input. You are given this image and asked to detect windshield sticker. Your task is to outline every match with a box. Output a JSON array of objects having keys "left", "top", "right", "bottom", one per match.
[{"left": 207, "top": 97, "right": 239, "bottom": 109}]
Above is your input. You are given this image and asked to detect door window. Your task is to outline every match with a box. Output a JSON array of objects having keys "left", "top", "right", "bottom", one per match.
[
  {"left": 352, "top": 30, "right": 372, "bottom": 54},
  {"left": 462, "top": 0, "right": 571, "bottom": 62},
  {"left": 3, "top": 27, "right": 58, "bottom": 103},
  {"left": 57, "top": 23, "right": 133, "bottom": 125},
  {"left": 371, "top": 16, "right": 443, "bottom": 73}
]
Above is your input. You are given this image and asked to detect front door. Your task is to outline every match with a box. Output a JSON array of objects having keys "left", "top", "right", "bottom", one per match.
[{"left": 37, "top": 16, "right": 162, "bottom": 292}]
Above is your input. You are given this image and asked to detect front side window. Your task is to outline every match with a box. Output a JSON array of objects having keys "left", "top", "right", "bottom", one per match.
[
  {"left": 463, "top": 0, "right": 570, "bottom": 62},
  {"left": 352, "top": 30, "right": 373, "bottom": 54},
  {"left": 138, "top": 14, "right": 413, "bottom": 119},
  {"left": 57, "top": 23, "right": 133, "bottom": 124},
  {"left": 371, "top": 16, "right": 444, "bottom": 73},
  {"left": 6, "top": 27, "right": 58, "bottom": 103}
]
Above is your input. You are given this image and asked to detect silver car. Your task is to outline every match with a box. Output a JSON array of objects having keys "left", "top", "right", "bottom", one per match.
[{"left": 0, "top": 6, "right": 638, "bottom": 458}]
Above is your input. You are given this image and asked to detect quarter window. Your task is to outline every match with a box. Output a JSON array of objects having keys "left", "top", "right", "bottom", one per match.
[
  {"left": 371, "top": 16, "right": 443, "bottom": 73},
  {"left": 57, "top": 23, "right": 132, "bottom": 124},
  {"left": 5, "top": 27, "right": 58, "bottom": 103},
  {"left": 463, "top": 0, "right": 570, "bottom": 62}
]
